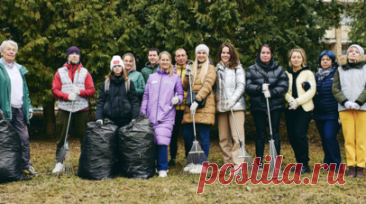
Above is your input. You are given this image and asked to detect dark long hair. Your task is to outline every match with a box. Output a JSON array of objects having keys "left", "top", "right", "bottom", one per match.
[{"left": 216, "top": 42, "right": 239, "bottom": 69}]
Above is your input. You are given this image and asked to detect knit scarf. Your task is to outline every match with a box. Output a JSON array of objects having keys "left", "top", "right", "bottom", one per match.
[
  {"left": 255, "top": 55, "right": 273, "bottom": 71},
  {"left": 317, "top": 67, "right": 336, "bottom": 81}
]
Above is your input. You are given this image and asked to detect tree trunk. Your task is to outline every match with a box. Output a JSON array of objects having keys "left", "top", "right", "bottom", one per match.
[{"left": 43, "top": 100, "right": 56, "bottom": 137}]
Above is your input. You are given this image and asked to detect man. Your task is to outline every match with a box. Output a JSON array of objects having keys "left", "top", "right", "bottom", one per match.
[
  {"left": 0, "top": 40, "right": 38, "bottom": 176},
  {"left": 141, "top": 48, "right": 160, "bottom": 83},
  {"left": 51, "top": 46, "right": 95, "bottom": 173},
  {"left": 168, "top": 48, "right": 192, "bottom": 166}
]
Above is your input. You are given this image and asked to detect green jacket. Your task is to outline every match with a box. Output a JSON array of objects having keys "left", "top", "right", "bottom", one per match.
[
  {"left": 128, "top": 70, "right": 145, "bottom": 98},
  {"left": 141, "top": 62, "right": 160, "bottom": 83},
  {"left": 0, "top": 62, "right": 33, "bottom": 124}
]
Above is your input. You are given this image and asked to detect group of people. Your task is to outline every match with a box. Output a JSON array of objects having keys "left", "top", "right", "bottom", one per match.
[{"left": 1, "top": 39, "right": 365, "bottom": 179}]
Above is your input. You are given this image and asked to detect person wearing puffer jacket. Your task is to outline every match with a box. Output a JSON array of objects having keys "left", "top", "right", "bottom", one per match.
[
  {"left": 285, "top": 48, "right": 316, "bottom": 175},
  {"left": 313, "top": 50, "right": 341, "bottom": 173},
  {"left": 95, "top": 55, "right": 140, "bottom": 127},
  {"left": 215, "top": 42, "right": 246, "bottom": 170},
  {"left": 332, "top": 44, "right": 366, "bottom": 178},
  {"left": 122, "top": 53, "right": 145, "bottom": 100},
  {"left": 140, "top": 51, "right": 184, "bottom": 178},
  {"left": 246, "top": 44, "right": 289, "bottom": 169}
]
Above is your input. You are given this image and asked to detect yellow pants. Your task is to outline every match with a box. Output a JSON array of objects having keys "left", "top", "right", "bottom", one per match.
[{"left": 339, "top": 110, "right": 366, "bottom": 168}]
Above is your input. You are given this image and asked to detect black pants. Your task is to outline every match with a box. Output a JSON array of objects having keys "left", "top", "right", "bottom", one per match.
[
  {"left": 285, "top": 107, "right": 312, "bottom": 165},
  {"left": 169, "top": 110, "right": 184, "bottom": 160},
  {"left": 252, "top": 109, "right": 282, "bottom": 162}
]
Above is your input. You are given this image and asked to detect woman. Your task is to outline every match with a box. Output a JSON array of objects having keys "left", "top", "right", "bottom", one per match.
[
  {"left": 140, "top": 51, "right": 184, "bottom": 178},
  {"left": 333, "top": 44, "right": 366, "bottom": 178},
  {"left": 313, "top": 50, "right": 341, "bottom": 172},
  {"left": 246, "top": 44, "right": 289, "bottom": 170},
  {"left": 122, "top": 53, "right": 145, "bottom": 100},
  {"left": 285, "top": 48, "right": 316, "bottom": 174},
  {"left": 95, "top": 55, "right": 140, "bottom": 127},
  {"left": 182, "top": 44, "right": 216, "bottom": 174},
  {"left": 215, "top": 42, "right": 246, "bottom": 170}
]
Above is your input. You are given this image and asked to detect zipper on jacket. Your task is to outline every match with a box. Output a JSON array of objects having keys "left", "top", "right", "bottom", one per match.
[{"left": 155, "top": 73, "right": 163, "bottom": 124}]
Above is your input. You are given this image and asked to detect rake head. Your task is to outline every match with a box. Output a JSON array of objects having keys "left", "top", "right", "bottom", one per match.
[
  {"left": 238, "top": 146, "right": 254, "bottom": 171},
  {"left": 268, "top": 139, "right": 282, "bottom": 179},
  {"left": 182, "top": 141, "right": 208, "bottom": 174}
]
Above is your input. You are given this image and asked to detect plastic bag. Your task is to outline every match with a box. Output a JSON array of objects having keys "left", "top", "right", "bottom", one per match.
[
  {"left": 118, "top": 114, "right": 155, "bottom": 179},
  {"left": 0, "top": 110, "right": 30, "bottom": 183},
  {"left": 77, "top": 119, "right": 118, "bottom": 180}
]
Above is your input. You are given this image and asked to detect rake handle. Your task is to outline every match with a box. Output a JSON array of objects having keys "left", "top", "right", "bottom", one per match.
[
  {"left": 188, "top": 72, "right": 197, "bottom": 141},
  {"left": 265, "top": 97, "right": 273, "bottom": 139}
]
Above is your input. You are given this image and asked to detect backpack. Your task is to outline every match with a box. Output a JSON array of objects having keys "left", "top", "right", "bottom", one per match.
[{"left": 104, "top": 78, "right": 130, "bottom": 94}]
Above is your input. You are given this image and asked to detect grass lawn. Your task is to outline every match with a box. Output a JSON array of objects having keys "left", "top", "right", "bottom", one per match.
[{"left": 1, "top": 113, "right": 366, "bottom": 203}]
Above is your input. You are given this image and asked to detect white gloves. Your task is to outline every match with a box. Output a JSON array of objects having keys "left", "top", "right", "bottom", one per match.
[
  {"left": 72, "top": 85, "right": 80, "bottom": 95},
  {"left": 288, "top": 100, "right": 298, "bottom": 110},
  {"left": 96, "top": 119, "right": 103, "bottom": 125},
  {"left": 172, "top": 93, "right": 180, "bottom": 105},
  {"left": 345, "top": 101, "right": 360, "bottom": 110},
  {"left": 338, "top": 117, "right": 341, "bottom": 125},
  {"left": 225, "top": 99, "right": 236, "bottom": 109},
  {"left": 29, "top": 112, "right": 33, "bottom": 120},
  {"left": 68, "top": 92, "right": 77, "bottom": 101},
  {"left": 262, "top": 83, "right": 269, "bottom": 91},
  {"left": 352, "top": 102, "right": 360, "bottom": 110},
  {"left": 185, "top": 64, "right": 192, "bottom": 76},
  {"left": 190, "top": 101, "right": 199, "bottom": 115},
  {"left": 263, "top": 90, "right": 271, "bottom": 98}
]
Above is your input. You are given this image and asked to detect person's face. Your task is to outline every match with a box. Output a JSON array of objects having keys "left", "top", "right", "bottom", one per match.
[
  {"left": 197, "top": 51, "right": 207, "bottom": 63},
  {"left": 260, "top": 47, "right": 271, "bottom": 64},
  {"left": 347, "top": 47, "right": 361, "bottom": 61},
  {"left": 159, "top": 54, "right": 171, "bottom": 70},
  {"left": 175, "top": 50, "right": 188, "bottom": 66},
  {"left": 67, "top": 52, "right": 80, "bottom": 65},
  {"left": 123, "top": 56, "right": 134, "bottom": 71},
  {"left": 221, "top": 47, "right": 231, "bottom": 64},
  {"left": 1, "top": 44, "right": 16, "bottom": 63},
  {"left": 113, "top": 65, "right": 123, "bottom": 76},
  {"left": 321, "top": 55, "right": 332, "bottom": 69},
  {"left": 148, "top": 51, "right": 159, "bottom": 66},
  {"left": 290, "top": 51, "right": 303, "bottom": 68}
]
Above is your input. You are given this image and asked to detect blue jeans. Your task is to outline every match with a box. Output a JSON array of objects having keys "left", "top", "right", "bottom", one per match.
[
  {"left": 182, "top": 123, "right": 211, "bottom": 158},
  {"left": 156, "top": 145, "right": 168, "bottom": 171},
  {"left": 315, "top": 120, "right": 341, "bottom": 166}
]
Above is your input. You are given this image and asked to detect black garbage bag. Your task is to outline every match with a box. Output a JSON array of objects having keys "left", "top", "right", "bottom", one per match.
[
  {"left": 0, "top": 110, "right": 30, "bottom": 183},
  {"left": 78, "top": 119, "right": 118, "bottom": 180},
  {"left": 118, "top": 114, "right": 155, "bottom": 179}
]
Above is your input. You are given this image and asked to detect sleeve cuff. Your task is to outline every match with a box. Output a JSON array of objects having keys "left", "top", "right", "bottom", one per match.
[
  {"left": 341, "top": 100, "right": 348, "bottom": 106},
  {"left": 356, "top": 100, "right": 363, "bottom": 106}
]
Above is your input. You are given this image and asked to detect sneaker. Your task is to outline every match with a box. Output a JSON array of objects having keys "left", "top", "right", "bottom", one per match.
[
  {"left": 158, "top": 170, "right": 167, "bottom": 177},
  {"left": 52, "top": 162, "right": 64, "bottom": 174},
  {"left": 22, "top": 166, "right": 39, "bottom": 176},
  {"left": 189, "top": 164, "right": 203, "bottom": 174},
  {"left": 183, "top": 163, "right": 194, "bottom": 172},
  {"left": 168, "top": 159, "right": 176, "bottom": 167}
]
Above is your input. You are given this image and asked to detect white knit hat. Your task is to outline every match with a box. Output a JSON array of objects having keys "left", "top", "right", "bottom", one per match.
[
  {"left": 195, "top": 44, "right": 209, "bottom": 56},
  {"left": 110, "top": 55, "right": 124, "bottom": 71},
  {"left": 347, "top": 44, "right": 365, "bottom": 56}
]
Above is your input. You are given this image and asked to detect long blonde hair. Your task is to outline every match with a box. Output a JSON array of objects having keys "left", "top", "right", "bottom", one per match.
[
  {"left": 159, "top": 51, "right": 175, "bottom": 76},
  {"left": 191, "top": 53, "right": 209, "bottom": 85}
]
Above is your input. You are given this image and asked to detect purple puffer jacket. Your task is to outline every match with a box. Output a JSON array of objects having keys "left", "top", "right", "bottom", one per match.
[{"left": 140, "top": 68, "right": 184, "bottom": 145}]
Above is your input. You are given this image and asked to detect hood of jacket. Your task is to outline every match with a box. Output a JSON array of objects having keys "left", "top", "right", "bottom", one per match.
[{"left": 287, "top": 66, "right": 310, "bottom": 75}]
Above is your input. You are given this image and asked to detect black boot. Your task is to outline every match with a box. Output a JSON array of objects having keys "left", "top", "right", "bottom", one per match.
[
  {"left": 348, "top": 166, "right": 356, "bottom": 178},
  {"left": 300, "top": 165, "right": 311, "bottom": 174}
]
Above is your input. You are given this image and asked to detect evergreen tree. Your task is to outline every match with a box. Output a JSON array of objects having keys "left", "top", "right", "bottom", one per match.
[{"left": 347, "top": 0, "right": 366, "bottom": 48}]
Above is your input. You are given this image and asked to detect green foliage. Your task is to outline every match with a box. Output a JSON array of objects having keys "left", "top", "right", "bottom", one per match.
[
  {"left": 347, "top": 1, "right": 366, "bottom": 48},
  {"left": 0, "top": 0, "right": 343, "bottom": 107}
]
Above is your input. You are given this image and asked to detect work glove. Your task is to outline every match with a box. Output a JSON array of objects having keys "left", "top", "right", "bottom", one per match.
[
  {"left": 190, "top": 101, "right": 199, "bottom": 115},
  {"left": 301, "top": 82, "right": 311, "bottom": 91},
  {"left": 185, "top": 64, "right": 192, "bottom": 76},
  {"left": 96, "top": 119, "right": 103, "bottom": 125},
  {"left": 288, "top": 100, "right": 298, "bottom": 110},
  {"left": 263, "top": 90, "right": 271, "bottom": 98},
  {"left": 68, "top": 92, "right": 77, "bottom": 101},
  {"left": 72, "top": 85, "right": 80, "bottom": 95},
  {"left": 262, "top": 83, "right": 269, "bottom": 91},
  {"left": 225, "top": 99, "right": 236, "bottom": 109},
  {"left": 344, "top": 101, "right": 353, "bottom": 109},
  {"left": 352, "top": 102, "right": 360, "bottom": 110},
  {"left": 29, "top": 112, "right": 33, "bottom": 120},
  {"left": 171, "top": 93, "right": 180, "bottom": 105}
]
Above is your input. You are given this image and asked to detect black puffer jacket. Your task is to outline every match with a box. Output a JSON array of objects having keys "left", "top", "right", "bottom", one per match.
[
  {"left": 245, "top": 59, "right": 289, "bottom": 112},
  {"left": 96, "top": 76, "right": 140, "bottom": 125}
]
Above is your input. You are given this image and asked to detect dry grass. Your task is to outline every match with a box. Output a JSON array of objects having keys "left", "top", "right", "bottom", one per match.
[{"left": 1, "top": 113, "right": 366, "bottom": 203}]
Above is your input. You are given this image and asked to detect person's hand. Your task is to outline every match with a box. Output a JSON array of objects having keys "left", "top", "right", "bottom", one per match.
[
  {"left": 288, "top": 100, "right": 298, "bottom": 110},
  {"left": 29, "top": 112, "right": 33, "bottom": 120},
  {"left": 262, "top": 83, "right": 269, "bottom": 91},
  {"left": 185, "top": 64, "right": 192, "bottom": 76},
  {"left": 225, "top": 99, "right": 236, "bottom": 109},
  {"left": 96, "top": 119, "right": 103, "bottom": 125},
  {"left": 190, "top": 101, "right": 199, "bottom": 115},
  {"left": 352, "top": 102, "right": 360, "bottom": 110},
  {"left": 68, "top": 93, "right": 77, "bottom": 101},
  {"left": 171, "top": 93, "right": 180, "bottom": 105},
  {"left": 263, "top": 90, "right": 271, "bottom": 98},
  {"left": 345, "top": 101, "right": 353, "bottom": 109},
  {"left": 72, "top": 85, "right": 80, "bottom": 95}
]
